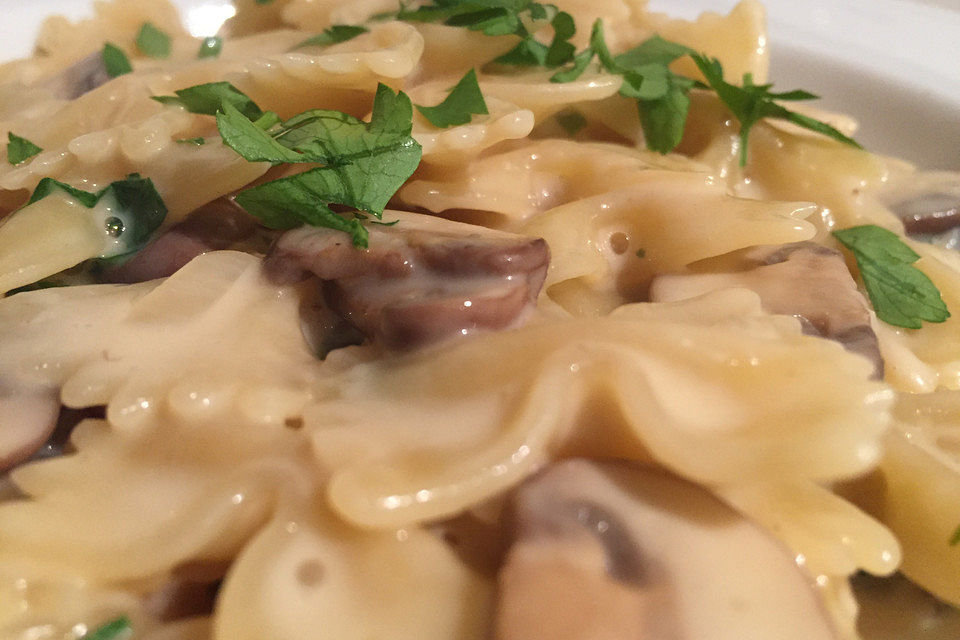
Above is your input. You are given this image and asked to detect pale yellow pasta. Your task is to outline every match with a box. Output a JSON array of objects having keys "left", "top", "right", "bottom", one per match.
[
  {"left": 311, "top": 290, "right": 888, "bottom": 528},
  {"left": 521, "top": 172, "right": 817, "bottom": 312},
  {"left": 0, "top": 252, "right": 316, "bottom": 428},
  {"left": 214, "top": 515, "right": 491, "bottom": 640},
  {"left": 1, "top": 0, "right": 959, "bottom": 638}
]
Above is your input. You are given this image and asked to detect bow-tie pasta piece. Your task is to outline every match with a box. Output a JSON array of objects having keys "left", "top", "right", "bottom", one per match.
[
  {"left": 215, "top": 515, "right": 491, "bottom": 640},
  {"left": 0, "top": 251, "right": 319, "bottom": 431},
  {"left": 310, "top": 290, "right": 889, "bottom": 529},
  {"left": 621, "top": 0, "right": 769, "bottom": 83},
  {"left": 519, "top": 171, "right": 817, "bottom": 314},
  {"left": 410, "top": 89, "right": 534, "bottom": 166},
  {"left": 400, "top": 140, "right": 711, "bottom": 225},
  {"left": 283, "top": 0, "right": 405, "bottom": 31},
  {"left": 837, "top": 390, "right": 960, "bottom": 607},
  {"left": 0, "top": 416, "right": 312, "bottom": 584}
]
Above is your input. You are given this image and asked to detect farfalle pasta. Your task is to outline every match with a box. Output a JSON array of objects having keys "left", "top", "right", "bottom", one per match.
[{"left": 1, "top": 1, "right": 959, "bottom": 639}]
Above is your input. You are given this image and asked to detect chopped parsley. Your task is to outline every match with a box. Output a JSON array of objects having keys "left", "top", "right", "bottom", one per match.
[
  {"left": 176, "top": 137, "right": 206, "bottom": 145},
  {"left": 833, "top": 225, "right": 950, "bottom": 329},
  {"left": 397, "top": 8, "right": 861, "bottom": 162},
  {"left": 555, "top": 110, "right": 586, "bottom": 136},
  {"left": 197, "top": 36, "right": 223, "bottom": 59},
  {"left": 495, "top": 8, "right": 577, "bottom": 68},
  {"left": 415, "top": 69, "right": 489, "bottom": 128},
  {"left": 136, "top": 22, "right": 172, "bottom": 59},
  {"left": 152, "top": 81, "right": 265, "bottom": 121},
  {"left": 398, "top": 0, "right": 554, "bottom": 36},
  {"left": 7, "top": 132, "right": 42, "bottom": 165},
  {"left": 156, "top": 81, "right": 420, "bottom": 246},
  {"left": 102, "top": 43, "right": 132, "bottom": 77},
  {"left": 28, "top": 174, "right": 167, "bottom": 258},
  {"left": 951, "top": 523, "right": 960, "bottom": 546},
  {"left": 692, "top": 54, "right": 862, "bottom": 166},
  {"left": 293, "top": 25, "right": 369, "bottom": 50},
  {"left": 83, "top": 617, "right": 132, "bottom": 640}
]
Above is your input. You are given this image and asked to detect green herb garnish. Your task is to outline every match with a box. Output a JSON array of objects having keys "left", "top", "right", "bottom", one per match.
[
  {"left": 191, "top": 83, "right": 421, "bottom": 247},
  {"left": 399, "top": 6, "right": 861, "bottom": 162},
  {"left": 102, "top": 43, "right": 132, "bottom": 77},
  {"left": 555, "top": 110, "right": 586, "bottom": 136},
  {"left": 833, "top": 225, "right": 950, "bottom": 329},
  {"left": 152, "top": 81, "right": 265, "bottom": 121},
  {"left": 415, "top": 69, "right": 489, "bottom": 128},
  {"left": 7, "top": 132, "right": 42, "bottom": 165},
  {"left": 399, "top": 0, "right": 550, "bottom": 36},
  {"left": 951, "top": 523, "right": 960, "bottom": 546},
  {"left": 83, "top": 617, "right": 132, "bottom": 640},
  {"left": 692, "top": 54, "right": 862, "bottom": 165},
  {"left": 292, "top": 25, "right": 368, "bottom": 50},
  {"left": 197, "top": 36, "right": 223, "bottom": 59},
  {"left": 495, "top": 8, "right": 577, "bottom": 68},
  {"left": 28, "top": 174, "right": 167, "bottom": 258},
  {"left": 136, "top": 22, "right": 172, "bottom": 59},
  {"left": 176, "top": 137, "right": 206, "bottom": 145}
]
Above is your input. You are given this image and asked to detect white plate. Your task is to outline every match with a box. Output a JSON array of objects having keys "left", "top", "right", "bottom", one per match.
[{"left": 3, "top": 0, "right": 959, "bottom": 167}]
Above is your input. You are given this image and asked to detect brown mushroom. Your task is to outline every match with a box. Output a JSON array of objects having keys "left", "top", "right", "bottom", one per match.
[
  {"left": 0, "top": 378, "right": 59, "bottom": 473},
  {"left": 495, "top": 460, "right": 839, "bottom": 640},
  {"left": 44, "top": 51, "right": 112, "bottom": 100},
  {"left": 892, "top": 193, "right": 960, "bottom": 237},
  {"left": 264, "top": 211, "right": 550, "bottom": 350},
  {"left": 100, "top": 198, "right": 258, "bottom": 284},
  {"left": 651, "top": 241, "right": 884, "bottom": 379}
]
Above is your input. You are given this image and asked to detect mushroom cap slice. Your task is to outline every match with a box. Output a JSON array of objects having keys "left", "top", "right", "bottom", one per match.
[
  {"left": 495, "top": 460, "right": 839, "bottom": 640},
  {"left": 651, "top": 241, "right": 883, "bottom": 379},
  {"left": 0, "top": 379, "right": 59, "bottom": 473},
  {"left": 264, "top": 211, "right": 549, "bottom": 350}
]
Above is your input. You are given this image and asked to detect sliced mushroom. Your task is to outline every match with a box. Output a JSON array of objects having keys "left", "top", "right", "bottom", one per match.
[
  {"left": 0, "top": 378, "right": 59, "bottom": 473},
  {"left": 496, "top": 460, "right": 838, "bottom": 640},
  {"left": 100, "top": 198, "right": 258, "bottom": 284},
  {"left": 264, "top": 212, "right": 550, "bottom": 350},
  {"left": 43, "top": 51, "right": 112, "bottom": 100},
  {"left": 893, "top": 193, "right": 960, "bottom": 237},
  {"left": 651, "top": 241, "right": 883, "bottom": 379}
]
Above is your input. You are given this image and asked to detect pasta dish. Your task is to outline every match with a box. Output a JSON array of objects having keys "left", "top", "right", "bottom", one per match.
[{"left": 1, "top": 0, "right": 960, "bottom": 638}]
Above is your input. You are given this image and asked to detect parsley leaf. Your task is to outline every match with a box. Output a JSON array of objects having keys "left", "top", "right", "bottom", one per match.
[
  {"left": 216, "top": 103, "right": 304, "bottom": 163},
  {"left": 102, "top": 43, "right": 132, "bottom": 77},
  {"left": 7, "top": 132, "right": 42, "bottom": 165},
  {"left": 197, "top": 36, "right": 223, "bottom": 59},
  {"left": 613, "top": 35, "right": 696, "bottom": 153},
  {"left": 83, "top": 617, "right": 132, "bottom": 640},
  {"left": 28, "top": 175, "right": 167, "bottom": 257},
  {"left": 136, "top": 22, "right": 172, "bottom": 58},
  {"left": 691, "top": 54, "right": 862, "bottom": 165},
  {"left": 833, "top": 225, "right": 950, "bottom": 329},
  {"left": 415, "top": 69, "right": 489, "bottom": 128},
  {"left": 545, "top": 11, "right": 576, "bottom": 66},
  {"left": 152, "top": 82, "right": 265, "bottom": 121},
  {"left": 293, "top": 25, "right": 368, "bottom": 50},
  {"left": 221, "top": 84, "right": 422, "bottom": 247},
  {"left": 555, "top": 110, "right": 586, "bottom": 136},
  {"left": 176, "top": 137, "right": 206, "bottom": 145},
  {"left": 495, "top": 9, "right": 576, "bottom": 68},
  {"left": 400, "top": 1, "right": 552, "bottom": 38},
  {"left": 552, "top": 23, "right": 696, "bottom": 153}
]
